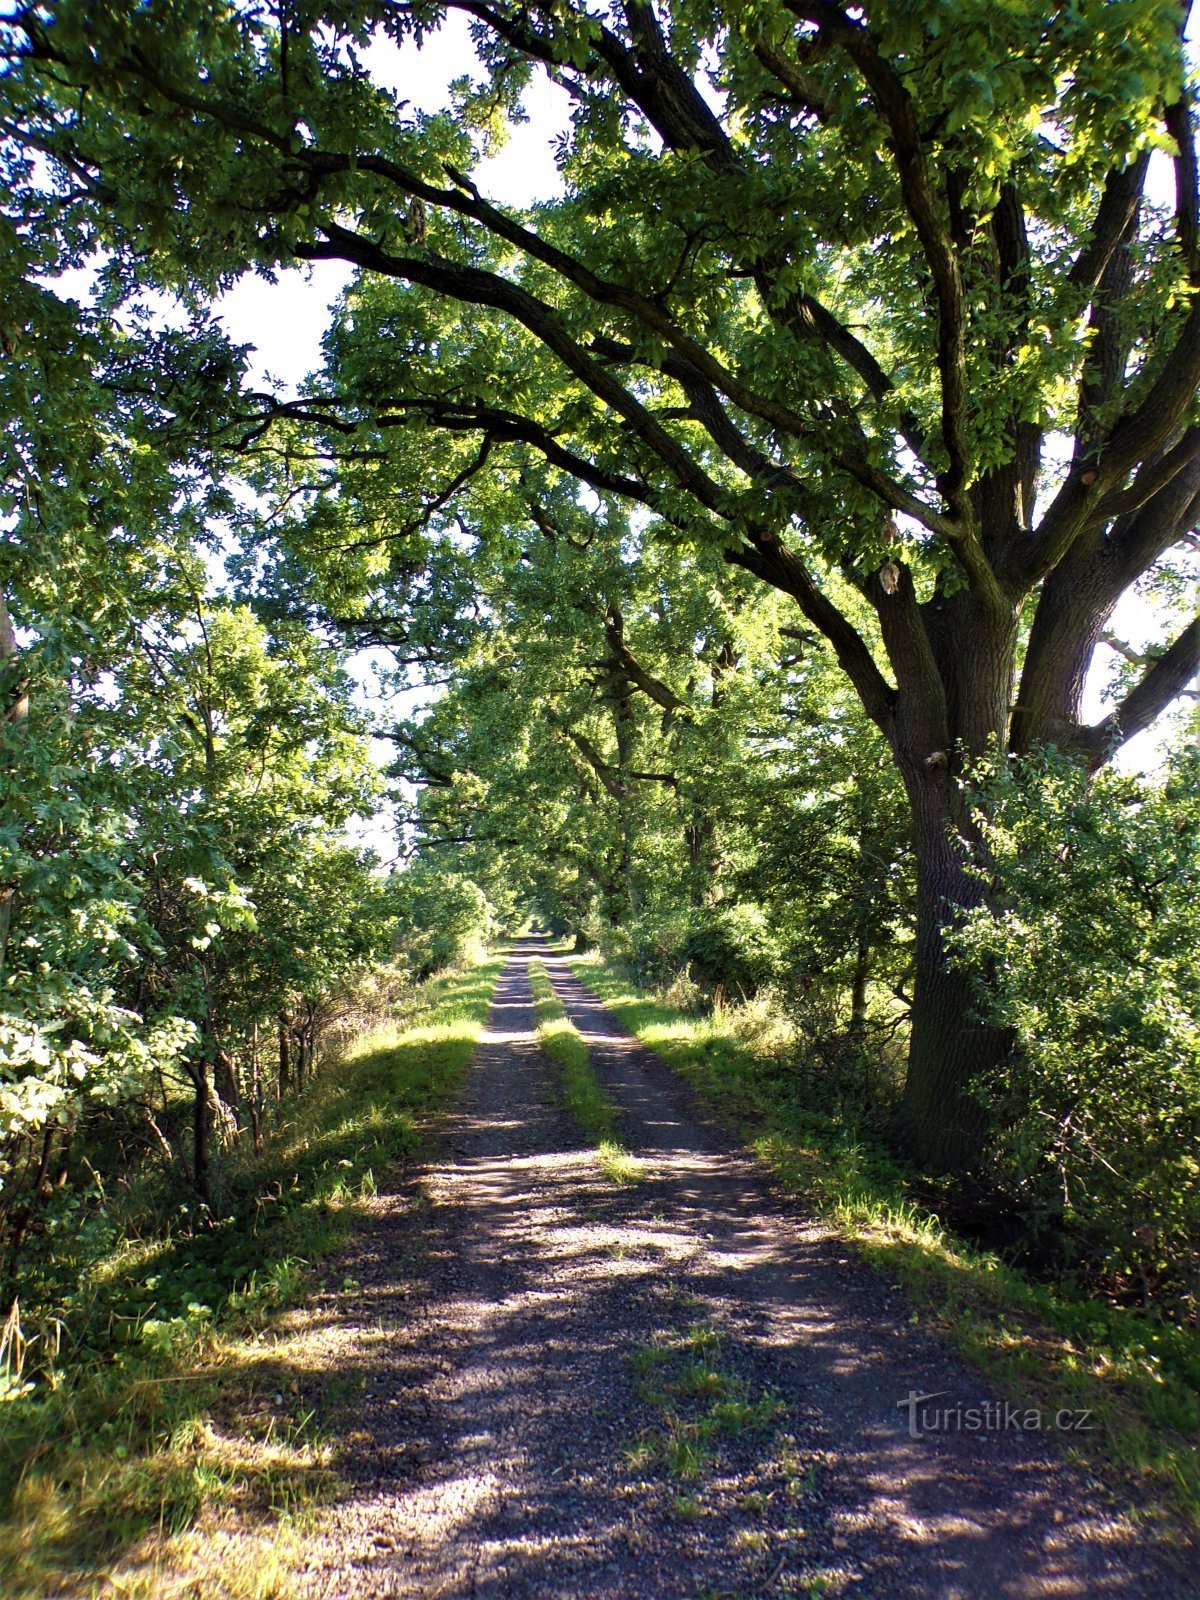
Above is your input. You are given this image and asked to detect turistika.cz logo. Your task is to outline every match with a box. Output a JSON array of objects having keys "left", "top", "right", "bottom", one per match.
[{"left": 897, "top": 1391, "right": 1094, "bottom": 1441}]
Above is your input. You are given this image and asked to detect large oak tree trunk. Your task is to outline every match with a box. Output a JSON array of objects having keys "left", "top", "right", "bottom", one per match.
[
  {"left": 901, "top": 774, "right": 1002, "bottom": 1171},
  {"left": 892, "top": 591, "right": 1017, "bottom": 1173}
]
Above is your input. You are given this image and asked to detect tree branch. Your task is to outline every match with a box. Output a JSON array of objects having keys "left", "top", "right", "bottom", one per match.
[
  {"left": 296, "top": 225, "right": 733, "bottom": 516},
  {"left": 1165, "top": 0, "right": 1199, "bottom": 278},
  {"left": 1078, "top": 613, "right": 1200, "bottom": 769},
  {"left": 1068, "top": 154, "right": 1150, "bottom": 291},
  {"left": 786, "top": 1, "right": 970, "bottom": 502},
  {"left": 726, "top": 534, "right": 896, "bottom": 732},
  {"left": 562, "top": 726, "right": 677, "bottom": 793},
  {"left": 248, "top": 389, "right": 662, "bottom": 512},
  {"left": 601, "top": 605, "right": 689, "bottom": 719}
]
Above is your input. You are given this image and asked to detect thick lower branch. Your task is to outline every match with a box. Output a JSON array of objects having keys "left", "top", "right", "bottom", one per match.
[{"left": 728, "top": 535, "right": 896, "bottom": 732}]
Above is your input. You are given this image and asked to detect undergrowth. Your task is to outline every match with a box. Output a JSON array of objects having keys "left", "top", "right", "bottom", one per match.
[
  {"left": 0, "top": 955, "right": 504, "bottom": 1599},
  {"left": 571, "top": 953, "right": 1200, "bottom": 1537}
]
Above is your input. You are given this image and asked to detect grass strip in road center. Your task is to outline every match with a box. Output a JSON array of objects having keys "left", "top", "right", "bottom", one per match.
[{"left": 528, "top": 959, "right": 642, "bottom": 1184}]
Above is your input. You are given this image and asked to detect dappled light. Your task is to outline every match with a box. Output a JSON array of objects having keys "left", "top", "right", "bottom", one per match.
[
  {"left": 96, "top": 942, "right": 1182, "bottom": 1600},
  {"left": 3, "top": 0, "right": 1199, "bottom": 1592}
]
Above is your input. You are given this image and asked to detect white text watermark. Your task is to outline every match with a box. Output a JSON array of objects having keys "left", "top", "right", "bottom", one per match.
[{"left": 897, "top": 1390, "right": 1094, "bottom": 1440}]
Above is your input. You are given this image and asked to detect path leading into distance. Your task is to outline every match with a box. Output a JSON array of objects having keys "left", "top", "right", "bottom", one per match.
[{"left": 286, "top": 939, "right": 1192, "bottom": 1598}]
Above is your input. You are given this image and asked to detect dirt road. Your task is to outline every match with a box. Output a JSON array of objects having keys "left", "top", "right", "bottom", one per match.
[{"left": 289, "top": 940, "right": 1193, "bottom": 1599}]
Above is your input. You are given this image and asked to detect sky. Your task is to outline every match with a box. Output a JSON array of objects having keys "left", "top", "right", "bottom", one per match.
[{"left": 211, "top": 17, "right": 570, "bottom": 390}]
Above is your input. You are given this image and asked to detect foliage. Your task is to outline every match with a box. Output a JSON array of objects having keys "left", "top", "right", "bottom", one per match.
[
  {"left": 0, "top": 261, "right": 396, "bottom": 1277},
  {"left": 392, "top": 864, "right": 497, "bottom": 979},
  {"left": 679, "top": 904, "right": 782, "bottom": 1000},
  {"left": 5, "top": 0, "right": 1199, "bottom": 1167},
  {"left": 1, "top": 577, "right": 393, "bottom": 1254},
  {"left": 949, "top": 747, "right": 1200, "bottom": 1311},
  {"left": 0, "top": 0, "right": 1196, "bottom": 1560}
]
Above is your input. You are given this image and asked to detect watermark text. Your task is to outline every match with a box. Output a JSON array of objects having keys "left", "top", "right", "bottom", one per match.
[{"left": 897, "top": 1390, "right": 1094, "bottom": 1440}]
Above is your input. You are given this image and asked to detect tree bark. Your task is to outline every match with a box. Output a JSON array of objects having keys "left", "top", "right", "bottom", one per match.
[
  {"left": 900, "top": 770, "right": 998, "bottom": 1171},
  {"left": 277, "top": 1012, "right": 291, "bottom": 1098},
  {"left": 888, "top": 587, "right": 1017, "bottom": 1172},
  {"left": 0, "top": 592, "right": 30, "bottom": 982},
  {"left": 250, "top": 1020, "right": 263, "bottom": 1150},
  {"left": 849, "top": 935, "right": 870, "bottom": 1033},
  {"left": 214, "top": 1043, "right": 239, "bottom": 1116},
  {"left": 685, "top": 805, "right": 720, "bottom": 907},
  {"left": 191, "top": 1057, "right": 210, "bottom": 1203},
  {"left": 604, "top": 610, "right": 640, "bottom": 923}
]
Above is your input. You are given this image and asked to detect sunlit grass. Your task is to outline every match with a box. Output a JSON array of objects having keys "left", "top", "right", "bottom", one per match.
[
  {"left": 573, "top": 953, "right": 1200, "bottom": 1535},
  {"left": 598, "top": 1140, "right": 644, "bottom": 1185},
  {"left": 0, "top": 954, "right": 506, "bottom": 1599},
  {"left": 528, "top": 960, "right": 642, "bottom": 1183}
]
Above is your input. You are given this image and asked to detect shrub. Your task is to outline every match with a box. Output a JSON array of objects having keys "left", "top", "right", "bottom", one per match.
[
  {"left": 393, "top": 868, "right": 495, "bottom": 977},
  {"left": 679, "top": 903, "right": 782, "bottom": 1000},
  {"left": 950, "top": 746, "right": 1200, "bottom": 1312}
]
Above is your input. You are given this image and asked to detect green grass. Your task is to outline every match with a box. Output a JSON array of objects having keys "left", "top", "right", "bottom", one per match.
[
  {"left": 625, "top": 1320, "right": 784, "bottom": 1487},
  {"left": 572, "top": 953, "right": 1200, "bottom": 1537},
  {"left": 0, "top": 954, "right": 505, "bottom": 1600},
  {"left": 528, "top": 959, "right": 642, "bottom": 1183}
]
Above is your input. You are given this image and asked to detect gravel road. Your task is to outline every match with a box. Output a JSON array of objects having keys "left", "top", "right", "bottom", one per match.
[{"left": 286, "top": 939, "right": 1195, "bottom": 1599}]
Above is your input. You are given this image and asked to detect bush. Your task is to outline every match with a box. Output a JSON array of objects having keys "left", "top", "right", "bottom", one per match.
[
  {"left": 393, "top": 868, "right": 495, "bottom": 978},
  {"left": 571, "top": 907, "right": 608, "bottom": 955},
  {"left": 617, "top": 908, "right": 690, "bottom": 987},
  {"left": 950, "top": 747, "right": 1200, "bottom": 1312},
  {"left": 679, "top": 903, "right": 782, "bottom": 999}
]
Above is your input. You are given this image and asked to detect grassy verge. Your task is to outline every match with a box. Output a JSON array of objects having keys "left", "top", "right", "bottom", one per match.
[
  {"left": 0, "top": 955, "right": 505, "bottom": 1600},
  {"left": 528, "top": 960, "right": 641, "bottom": 1184},
  {"left": 571, "top": 953, "right": 1200, "bottom": 1536}
]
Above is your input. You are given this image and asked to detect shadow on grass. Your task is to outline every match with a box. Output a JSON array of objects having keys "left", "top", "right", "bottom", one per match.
[{"left": 0, "top": 955, "right": 505, "bottom": 1600}]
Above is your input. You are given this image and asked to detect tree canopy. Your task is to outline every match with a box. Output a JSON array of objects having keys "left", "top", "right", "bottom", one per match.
[{"left": 1, "top": 0, "right": 1198, "bottom": 1176}]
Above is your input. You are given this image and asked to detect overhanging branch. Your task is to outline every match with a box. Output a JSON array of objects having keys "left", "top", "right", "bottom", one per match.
[
  {"left": 726, "top": 534, "right": 896, "bottom": 732},
  {"left": 1078, "top": 613, "right": 1200, "bottom": 769}
]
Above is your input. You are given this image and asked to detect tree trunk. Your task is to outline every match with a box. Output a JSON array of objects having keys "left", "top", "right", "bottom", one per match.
[
  {"left": 849, "top": 936, "right": 870, "bottom": 1033},
  {"left": 892, "top": 588, "right": 1018, "bottom": 1172},
  {"left": 2, "top": 1123, "right": 56, "bottom": 1286},
  {"left": 898, "top": 755, "right": 1007, "bottom": 1173},
  {"left": 277, "top": 1012, "right": 290, "bottom": 1097},
  {"left": 0, "top": 592, "right": 30, "bottom": 982},
  {"left": 191, "top": 1057, "right": 210, "bottom": 1203},
  {"left": 612, "top": 675, "right": 638, "bottom": 923},
  {"left": 685, "top": 804, "right": 720, "bottom": 908},
  {"left": 250, "top": 1021, "right": 263, "bottom": 1150},
  {"left": 214, "top": 1044, "right": 238, "bottom": 1116}
]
